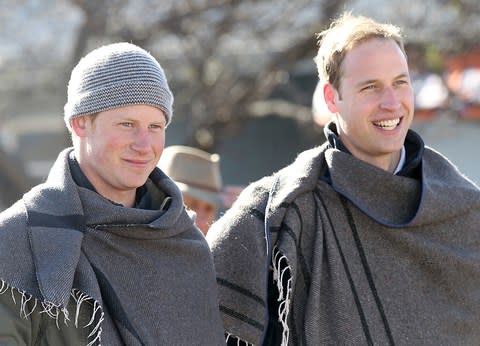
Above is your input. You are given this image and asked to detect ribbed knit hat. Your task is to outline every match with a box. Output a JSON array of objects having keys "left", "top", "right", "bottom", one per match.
[{"left": 64, "top": 42, "right": 173, "bottom": 130}]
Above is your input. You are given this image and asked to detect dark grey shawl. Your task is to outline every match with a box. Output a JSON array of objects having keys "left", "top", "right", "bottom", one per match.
[
  {"left": 207, "top": 141, "right": 480, "bottom": 345},
  {"left": 0, "top": 148, "right": 225, "bottom": 345}
]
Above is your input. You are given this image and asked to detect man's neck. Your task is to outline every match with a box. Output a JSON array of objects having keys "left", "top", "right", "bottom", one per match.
[{"left": 68, "top": 151, "right": 138, "bottom": 207}]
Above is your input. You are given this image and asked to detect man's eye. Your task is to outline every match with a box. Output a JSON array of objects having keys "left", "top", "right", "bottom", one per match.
[
  {"left": 361, "top": 85, "right": 376, "bottom": 91},
  {"left": 150, "top": 124, "right": 165, "bottom": 130},
  {"left": 396, "top": 79, "right": 409, "bottom": 86}
]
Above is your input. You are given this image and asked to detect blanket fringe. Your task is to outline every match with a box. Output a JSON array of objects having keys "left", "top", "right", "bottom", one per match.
[
  {"left": 0, "top": 279, "right": 103, "bottom": 346},
  {"left": 272, "top": 246, "right": 292, "bottom": 346},
  {"left": 226, "top": 332, "right": 254, "bottom": 345}
]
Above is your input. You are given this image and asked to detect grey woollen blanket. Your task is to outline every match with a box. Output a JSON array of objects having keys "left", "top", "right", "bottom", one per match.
[
  {"left": 207, "top": 141, "right": 480, "bottom": 345},
  {"left": 0, "top": 148, "right": 225, "bottom": 345}
]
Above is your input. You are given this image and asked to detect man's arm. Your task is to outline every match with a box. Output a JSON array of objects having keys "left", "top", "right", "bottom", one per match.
[
  {"left": 0, "top": 288, "right": 35, "bottom": 345},
  {"left": 207, "top": 176, "right": 274, "bottom": 345}
]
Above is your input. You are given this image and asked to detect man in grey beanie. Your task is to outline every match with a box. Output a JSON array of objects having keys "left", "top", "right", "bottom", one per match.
[{"left": 0, "top": 42, "right": 225, "bottom": 345}]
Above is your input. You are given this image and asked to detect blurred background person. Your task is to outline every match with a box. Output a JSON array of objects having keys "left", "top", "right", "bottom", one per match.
[{"left": 159, "top": 145, "right": 223, "bottom": 235}]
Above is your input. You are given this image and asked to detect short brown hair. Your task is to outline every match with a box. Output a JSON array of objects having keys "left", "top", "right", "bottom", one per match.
[{"left": 314, "top": 12, "right": 406, "bottom": 92}]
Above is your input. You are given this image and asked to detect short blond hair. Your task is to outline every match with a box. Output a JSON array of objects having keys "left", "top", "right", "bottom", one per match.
[{"left": 314, "top": 12, "right": 406, "bottom": 91}]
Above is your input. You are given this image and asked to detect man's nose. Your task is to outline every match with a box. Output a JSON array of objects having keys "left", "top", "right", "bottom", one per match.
[
  {"left": 131, "top": 128, "right": 151, "bottom": 152},
  {"left": 380, "top": 87, "right": 401, "bottom": 110}
]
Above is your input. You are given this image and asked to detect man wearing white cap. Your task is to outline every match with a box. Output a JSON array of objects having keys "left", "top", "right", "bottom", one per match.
[{"left": 159, "top": 145, "right": 223, "bottom": 235}]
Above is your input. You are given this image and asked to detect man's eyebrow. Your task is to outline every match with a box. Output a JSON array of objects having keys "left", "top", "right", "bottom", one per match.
[
  {"left": 354, "top": 79, "right": 378, "bottom": 88},
  {"left": 355, "top": 73, "right": 410, "bottom": 88},
  {"left": 394, "top": 72, "right": 410, "bottom": 79}
]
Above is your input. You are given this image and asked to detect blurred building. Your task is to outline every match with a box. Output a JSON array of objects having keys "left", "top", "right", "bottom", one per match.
[{"left": 445, "top": 48, "right": 480, "bottom": 120}]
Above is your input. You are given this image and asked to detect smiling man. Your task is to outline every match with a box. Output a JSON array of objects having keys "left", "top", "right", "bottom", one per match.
[
  {"left": 207, "top": 13, "right": 480, "bottom": 345},
  {"left": 322, "top": 35, "right": 414, "bottom": 174},
  {"left": 0, "top": 43, "right": 224, "bottom": 345}
]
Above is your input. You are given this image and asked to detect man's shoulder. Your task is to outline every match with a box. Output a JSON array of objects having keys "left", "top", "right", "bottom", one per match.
[
  {"left": 278, "top": 143, "right": 327, "bottom": 175},
  {"left": 0, "top": 199, "right": 31, "bottom": 261},
  {"left": 423, "top": 146, "right": 480, "bottom": 189},
  {"left": 229, "top": 175, "right": 275, "bottom": 212},
  {"left": 215, "top": 145, "right": 328, "bottom": 221},
  {"left": 270, "top": 144, "right": 328, "bottom": 196},
  {"left": 235, "top": 144, "right": 327, "bottom": 203},
  {"left": 0, "top": 199, "right": 40, "bottom": 305},
  {"left": 0, "top": 199, "right": 27, "bottom": 230}
]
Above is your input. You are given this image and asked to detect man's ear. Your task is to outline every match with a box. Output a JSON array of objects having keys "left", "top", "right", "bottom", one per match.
[
  {"left": 324, "top": 83, "right": 339, "bottom": 113},
  {"left": 70, "top": 116, "right": 89, "bottom": 137}
]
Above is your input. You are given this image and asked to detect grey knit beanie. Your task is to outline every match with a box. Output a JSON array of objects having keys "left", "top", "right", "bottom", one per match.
[{"left": 64, "top": 42, "right": 173, "bottom": 130}]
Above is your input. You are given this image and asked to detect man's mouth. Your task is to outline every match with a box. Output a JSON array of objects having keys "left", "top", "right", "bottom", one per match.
[{"left": 373, "top": 117, "right": 401, "bottom": 130}]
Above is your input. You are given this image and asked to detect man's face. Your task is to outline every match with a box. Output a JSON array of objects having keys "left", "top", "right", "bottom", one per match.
[
  {"left": 74, "top": 104, "right": 166, "bottom": 206},
  {"left": 183, "top": 195, "right": 217, "bottom": 236},
  {"left": 325, "top": 38, "right": 414, "bottom": 172}
]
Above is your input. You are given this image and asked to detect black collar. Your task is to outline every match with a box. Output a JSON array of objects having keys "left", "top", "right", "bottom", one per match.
[{"left": 323, "top": 121, "right": 424, "bottom": 179}]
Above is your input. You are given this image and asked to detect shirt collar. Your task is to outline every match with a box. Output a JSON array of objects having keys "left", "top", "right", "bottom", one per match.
[{"left": 393, "top": 146, "right": 406, "bottom": 175}]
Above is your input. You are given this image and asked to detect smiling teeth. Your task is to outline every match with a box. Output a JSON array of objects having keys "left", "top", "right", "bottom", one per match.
[{"left": 374, "top": 118, "right": 400, "bottom": 130}]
